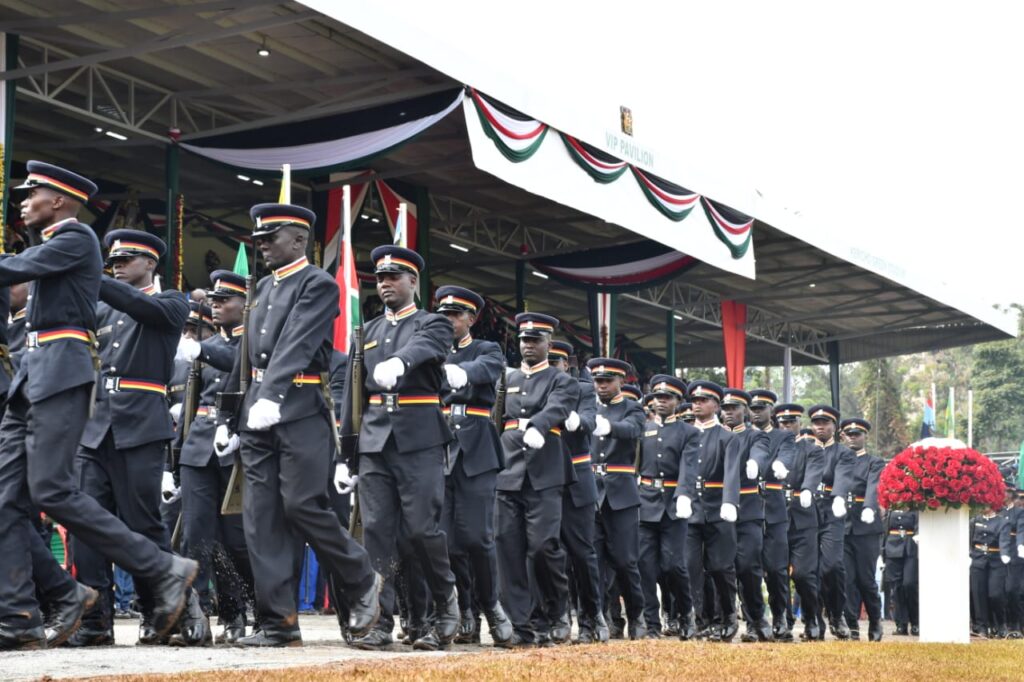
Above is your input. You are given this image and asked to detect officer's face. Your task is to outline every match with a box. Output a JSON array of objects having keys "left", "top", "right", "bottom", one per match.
[
  {"left": 376, "top": 271, "right": 417, "bottom": 309},
  {"left": 721, "top": 403, "right": 746, "bottom": 427},
  {"left": 778, "top": 418, "right": 801, "bottom": 434},
  {"left": 550, "top": 357, "right": 569, "bottom": 373},
  {"left": 440, "top": 309, "right": 474, "bottom": 341},
  {"left": 256, "top": 226, "right": 304, "bottom": 270},
  {"left": 19, "top": 187, "right": 68, "bottom": 229},
  {"left": 653, "top": 394, "right": 679, "bottom": 418},
  {"left": 519, "top": 335, "right": 548, "bottom": 364},
  {"left": 211, "top": 295, "right": 244, "bottom": 327},
  {"left": 846, "top": 430, "right": 867, "bottom": 450},
  {"left": 593, "top": 376, "right": 621, "bottom": 401},
  {"left": 110, "top": 255, "right": 155, "bottom": 287},
  {"left": 692, "top": 396, "right": 718, "bottom": 420},
  {"left": 812, "top": 418, "right": 836, "bottom": 441},
  {"left": 749, "top": 404, "right": 771, "bottom": 427}
]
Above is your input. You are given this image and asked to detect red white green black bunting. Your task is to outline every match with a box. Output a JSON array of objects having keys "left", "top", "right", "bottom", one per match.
[
  {"left": 701, "top": 196, "right": 753, "bottom": 258},
  {"left": 630, "top": 166, "right": 699, "bottom": 221},
  {"left": 469, "top": 88, "right": 549, "bottom": 162},
  {"left": 561, "top": 135, "right": 628, "bottom": 183}
]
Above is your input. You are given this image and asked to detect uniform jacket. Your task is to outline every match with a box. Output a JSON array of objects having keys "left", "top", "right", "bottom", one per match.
[
  {"left": 228, "top": 260, "right": 337, "bottom": 431},
  {"left": 0, "top": 219, "right": 101, "bottom": 403},
  {"left": 759, "top": 425, "right": 797, "bottom": 525},
  {"left": 0, "top": 287, "right": 10, "bottom": 397},
  {"left": 442, "top": 336, "right": 505, "bottom": 477},
  {"left": 970, "top": 513, "right": 1012, "bottom": 567},
  {"left": 689, "top": 419, "right": 741, "bottom": 524},
  {"left": 593, "top": 395, "right": 645, "bottom": 511},
  {"left": 731, "top": 424, "right": 772, "bottom": 523},
  {"left": 564, "top": 377, "right": 598, "bottom": 508},
  {"left": 638, "top": 415, "right": 701, "bottom": 522},
  {"left": 168, "top": 357, "right": 190, "bottom": 406},
  {"left": 179, "top": 330, "right": 241, "bottom": 467},
  {"left": 496, "top": 361, "right": 577, "bottom": 493},
  {"left": 329, "top": 349, "right": 347, "bottom": 424},
  {"left": 788, "top": 437, "right": 826, "bottom": 530},
  {"left": 339, "top": 304, "right": 452, "bottom": 456},
  {"left": 883, "top": 509, "right": 918, "bottom": 559},
  {"left": 81, "top": 278, "right": 188, "bottom": 450},
  {"left": 8, "top": 308, "right": 26, "bottom": 373},
  {"left": 815, "top": 438, "right": 856, "bottom": 524},
  {"left": 845, "top": 449, "right": 885, "bottom": 535}
]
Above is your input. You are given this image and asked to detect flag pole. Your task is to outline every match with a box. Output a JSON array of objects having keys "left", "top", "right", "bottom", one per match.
[
  {"left": 279, "top": 163, "right": 291, "bottom": 204},
  {"left": 396, "top": 202, "right": 408, "bottom": 248},
  {"left": 967, "top": 389, "right": 973, "bottom": 448}
]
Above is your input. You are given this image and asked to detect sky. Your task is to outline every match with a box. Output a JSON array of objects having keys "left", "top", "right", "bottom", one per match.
[{"left": 328, "top": 1, "right": 1024, "bottom": 316}]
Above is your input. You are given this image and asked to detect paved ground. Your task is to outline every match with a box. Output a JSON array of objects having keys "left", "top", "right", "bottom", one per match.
[{"left": 2, "top": 616, "right": 915, "bottom": 681}]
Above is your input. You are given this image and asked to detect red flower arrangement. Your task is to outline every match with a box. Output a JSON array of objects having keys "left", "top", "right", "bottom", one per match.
[{"left": 878, "top": 439, "right": 1005, "bottom": 513}]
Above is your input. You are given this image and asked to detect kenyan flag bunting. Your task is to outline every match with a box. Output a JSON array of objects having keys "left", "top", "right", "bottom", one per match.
[
  {"left": 469, "top": 88, "right": 549, "bottom": 162},
  {"left": 561, "top": 135, "right": 628, "bottom": 183},
  {"left": 630, "top": 167, "right": 700, "bottom": 221},
  {"left": 701, "top": 196, "right": 754, "bottom": 258}
]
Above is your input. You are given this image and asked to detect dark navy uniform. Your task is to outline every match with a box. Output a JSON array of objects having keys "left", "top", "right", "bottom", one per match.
[
  {"left": 1004, "top": 502, "right": 1024, "bottom": 635},
  {"left": 839, "top": 418, "right": 885, "bottom": 639},
  {"left": 970, "top": 511, "right": 1013, "bottom": 636},
  {"left": 495, "top": 314, "right": 577, "bottom": 644},
  {"left": 74, "top": 232, "right": 190, "bottom": 635},
  {"left": 637, "top": 375, "right": 700, "bottom": 638},
  {"left": 882, "top": 509, "right": 918, "bottom": 634},
  {"left": 588, "top": 359, "right": 646, "bottom": 638},
  {"left": 0, "top": 163, "right": 185, "bottom": 641},
  {"left": 435, "top": 287, "right": 506, "bottom": 634},
  {"left": 683, "top": 381, "right": 741, "bottom": 640},
  {"left": 231, "top": 205, "right": 375, "bottom": 642}
]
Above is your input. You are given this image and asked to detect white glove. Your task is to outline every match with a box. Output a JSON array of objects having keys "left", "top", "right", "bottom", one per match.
[
  {"left": 175, "top": 336, "right": 202, "bottom": 363},
  {"left": 594, "top": 415, "right": 611, "bottom": 437},
  {"left": 334, "top": 462, "right": 358, "bottom": 495},
  {"left": 1018, "top": 545, "right": 1024, "bottom": 560},
  {"left": 1002, "top": 555, "right": 1012, "bottom": 565},
  {"left": 861, "top": 507, "right": 876, "bottom": 525},
  {"left": 565, "top": 410, "right": 581, "bottom": 432},
  {"left": 169, "top": 402, "right": 183, "bottom": 422},
  {"left": 745, "top": 459, "right": 759, "bottom": 480},
  {"left": 373, "top": 357, "right": 405, "bottom": 390},
  {"left": 214, "top": 424, "right": 239, "bottom": 458},
  {"left": 443, "top": 364, "right": 468, "bottom": 390},
  {"left": 799, "top": 489, "right": 813, "bottom": 508},
  {"left": 246, "top": 399, "right": 282, "bottom": 431},
  {"left": 675, "top": 495, "right": 693, "bottom": 519},
  {"left": 720, "top": 502, "right": 738, "bottom": 523},
  {"left": 832, "top": 495, "right": 847, "bottom": 519},
  {"left": 912, "top": 535, "right": 919, "bottom": 545},
  {"left": 523, "top": 426, "right": 545, "bottom": 449},
  {"left": 876, "top": 556, "right": 884, "bottom": 572},
  {"left": 771, "top": 460, "right": 789, "bottom": 480},
  {"left": 161, "top": 471, "right": 180, "bottom": 504}
]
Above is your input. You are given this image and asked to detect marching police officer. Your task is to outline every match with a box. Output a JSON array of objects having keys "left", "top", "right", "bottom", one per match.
[
  {"left": 807, "top": 404, "right": 856, "bottom": 640},
  {"left": 677, "top": 402, "right": 695, "bottom": 424},
  {"left": 774, "top": 403, "right": 825, "bottom": 641},
  {"left": 218, "top": 204, "right": 380, "bottom": 647},
  {"left": 637, "top": 375, "right": 700, "bottom": 640},
  {"left": 588, "top": 358, "right": 646, "bottom": 640},
  {"left": 682, "top": 380, "right": 741, "bottom": 642},
  {"left": 883, "top": 508, "right": 918, "bottom": 636},
  {"left": 495, "top": 313, "right": 577, "bottom": 647},
  {"left": 749, "top": 389, "right": 797, "bottom": 641},
  {"left": 0, "top": 162, "right": 197, "bottom": 650},
  {"left": 434, "top": 285, "right": 513, "bottom": 647},
  {"left": 969, "top": 501, "right": 1013, "bottom": 637},
  {"left": 1005, "top": 491, "right": 1024, "bottom": 638},
  {"left": 839, "top": 418, "right": 885, "bottom": 641}
]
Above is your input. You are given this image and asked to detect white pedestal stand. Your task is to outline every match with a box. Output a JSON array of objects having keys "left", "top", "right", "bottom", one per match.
[{"left": 917, "top": 506, "right": 970, "bottom": 643}]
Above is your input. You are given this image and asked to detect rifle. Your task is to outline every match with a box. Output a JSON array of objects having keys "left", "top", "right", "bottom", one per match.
[
  {"left": 492, "top": 364, "right": 508, "bottom": 432},
  {"left": 170, "top": 356, "right": 202, "bottom": 550},
  {"left": 346, "top": 324, "right": 364, "bottom": 541},
  {"left": 219, "top": 272, "right": 254, "bottom": 516}
]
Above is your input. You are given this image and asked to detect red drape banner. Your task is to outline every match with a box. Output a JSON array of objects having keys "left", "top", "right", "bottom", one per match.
[{"left": 721, "top": 300, "right": 747, "bottom": 389}]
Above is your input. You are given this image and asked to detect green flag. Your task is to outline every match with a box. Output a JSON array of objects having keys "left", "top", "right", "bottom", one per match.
[
  {"left": 1018, "top": 440, "right": 1024, "bottom": 491},
  {"left": 233, "top": 242, "right": 249, "bottom": 277}
]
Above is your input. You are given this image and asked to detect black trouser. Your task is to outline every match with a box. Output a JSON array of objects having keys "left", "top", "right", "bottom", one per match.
[
  {"left": 686, "top": 521, "right": 737, "bottom": 626},
  {"left": 818, "top": 517, "right": 846, "bottom": 622},
  {"left": 884, "top": 555, "right": 918, "bottom": 628},
  {"left": 317, "top": 472, "right": 352, "bottom": 614},
  {"left": 241, "top": 412, "right": 374, "bottom": 632},
  {"left": 843, "top": 532, "right": 882, "bottom": 629},
  {"left": 1007, "top": 563, "right": 1024, "bottom": 631},
  {"left": 762, "top": 521, "right": 790, "bottom": 627},
  {"left": 442, "top": 463, "right": 499, "bottom": 611},
  {"left": 735, "top": 519, "right": 766, "bottom": 624},
  {"left": 560, "top": 497, "right": 602, "bottom": 625},
  {"left": 595, "top": 501, "right": 644, "bottom": 624},
  {"left": 74, "top": 436, "right": 169, "bottom": 628},
  {"left": 970, "top": 560, "right": 1008, "bottom": 631},
  {"left": 787, "top": 523, "right": 819, "bottom": 629},
  {"left": 181, "top": 457, "right": 255, "bottom": 623},
  {"left": 639, "top": 515, "right": 691, "bottom": 633},
  {"left": 496, "top": 481, "right": 567, "bottom": 641},
  {"left": 0, "top": 385, "right": 171, "bottom": 628}
]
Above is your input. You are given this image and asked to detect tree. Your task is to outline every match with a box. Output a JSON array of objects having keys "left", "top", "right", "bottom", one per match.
[{"left": 853, "top": 358, "right": 909, "bottom": 457}]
